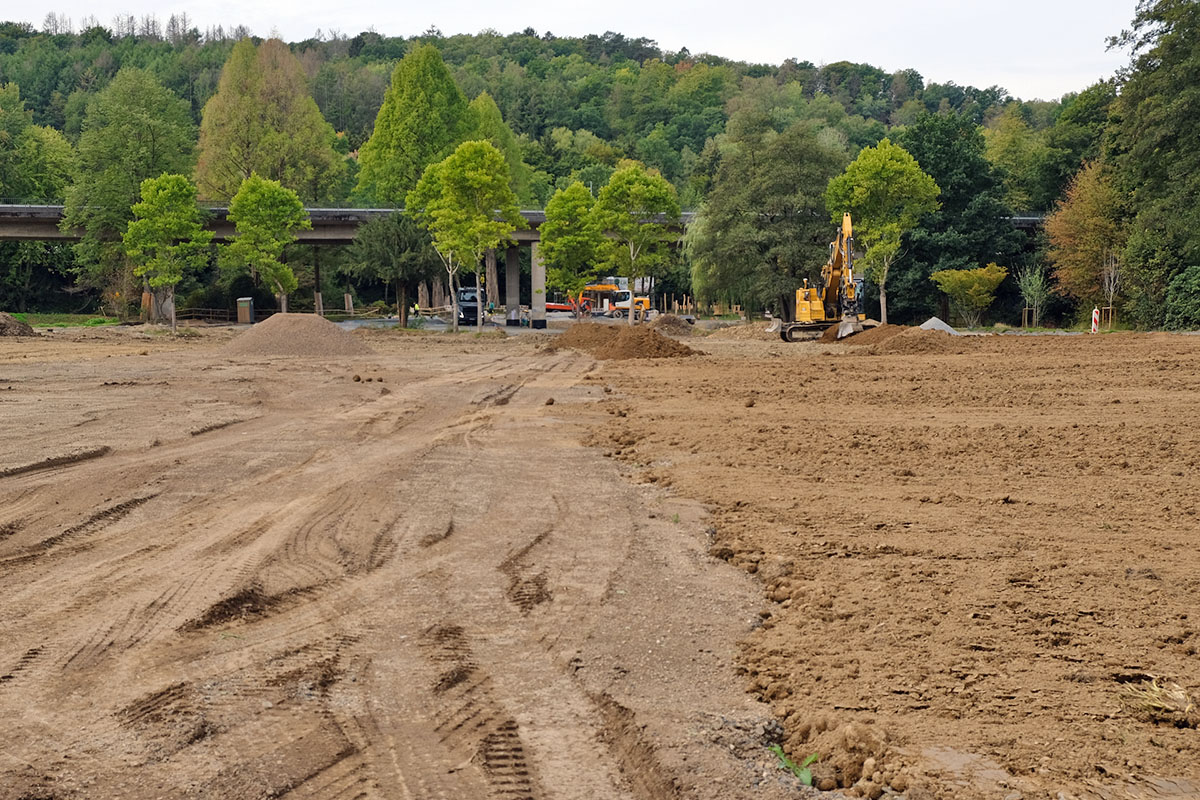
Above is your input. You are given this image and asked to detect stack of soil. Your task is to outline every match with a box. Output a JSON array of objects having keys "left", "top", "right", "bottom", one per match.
[
  {"left": 225, "top": 313, "right": 373, "bottom": 357},
  {"left": 650, "top": 314, "right": 694, "bottom": 336},
  {"left": 0, "top": 312, "right": 36, "bottom": 337},
  {"left": 705, "top": 323, "right": 779, "bottom": 342},
  {"left": 830, "top": 324, "right": 908, "bottom": 346},
  {"left": 552, "top": 322, "right": 696, "bottom": 360},
  {"left": 869, "top": 328, "right": 966, "bottom": 355}
]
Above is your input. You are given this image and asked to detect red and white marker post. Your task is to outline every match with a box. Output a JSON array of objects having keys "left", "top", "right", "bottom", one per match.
[{"left": 1091, "top": 306, "right": 1100, "bottom": 334}]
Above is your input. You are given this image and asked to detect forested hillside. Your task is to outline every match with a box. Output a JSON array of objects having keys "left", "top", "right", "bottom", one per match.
[{"left": 1, "top": 2, "right": 1197, "bottom": 329}]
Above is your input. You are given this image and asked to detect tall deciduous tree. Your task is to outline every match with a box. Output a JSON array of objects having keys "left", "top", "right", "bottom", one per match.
[
  {"left": 358, "top": 44, "right": 469, "bottom": 205},
  {"left": 891, "top": 112, "right": 1022, "bottom": 323},
  {"left": 346, "top": 212, "right": 440, "bottom": 327},
  {"left": 687, "top": 114, "right": 848, "bottom": 312},
  {"left": 593, "top": 162, "right": 681, "bottom": 325},
  {"left": 63, "top": 67, "right": 195, "bottom": 313},
  {"left": 1045, "top": 161, "right": 1125, "bottom": 308},
  {"left": 540, "top": 181, "right": 603, "bottom": 316},
  {"left": 466, "top": 91, "right": 535, "bottom": 204},
  {"left": 220, "top": 174, "right": 311, "bottom": 312},
  {"left": 825, "top": 138, "right": 940, "bottom": 324},
  {"left": 122, "top": 173, "right": 213, "bottom": 331},
  {"left": 1109, "top": 0, "right": 1200, "bottom": 328},
  {"left": 0, "top": 83, "right": 74, "bottom": 202},
  {"left": 196, "top": 38, "right": 345, "bottom": 203},
  {"left": 406, "top": 140, "right": 524, "bottom": 332}
]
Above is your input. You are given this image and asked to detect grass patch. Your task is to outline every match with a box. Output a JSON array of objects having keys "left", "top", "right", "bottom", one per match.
[
  {"left": 768, "top": 744, "right": 818, "bottom": 785},
  {"left": 11, "top": 312, "right": 119, "bottom": 328}
]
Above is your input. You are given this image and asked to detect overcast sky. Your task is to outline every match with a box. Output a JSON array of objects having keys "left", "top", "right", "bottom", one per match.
[{"left": 28, "top": 0, "right": 1136, "bottom": 100}]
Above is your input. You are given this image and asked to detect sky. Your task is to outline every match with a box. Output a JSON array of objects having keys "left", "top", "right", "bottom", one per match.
[{"left": 26, "top": 0, "right": 1137, "bottom": 100}]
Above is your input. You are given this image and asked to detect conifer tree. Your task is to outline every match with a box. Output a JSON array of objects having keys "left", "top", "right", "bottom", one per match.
[
  {"left": 196, "top": 38, "right": 344, "bottom": 203},
  {"left": 357, "top": 44, "right": 469, "bottom": 205}
]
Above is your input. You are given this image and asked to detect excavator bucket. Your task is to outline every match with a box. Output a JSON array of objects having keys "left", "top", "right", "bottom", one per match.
[
  {"left": 765, "top": 318, "right": 781, "bottom": 333},
  {"left": 836, "top": 316, "right": 863, "bottom": 340}
]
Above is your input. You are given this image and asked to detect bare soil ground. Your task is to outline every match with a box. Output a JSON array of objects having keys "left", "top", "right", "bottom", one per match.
[
  {"left": 0, "top": 324, "right": 798, "bottom": 800},
  {"left": 3, "top": 324, "right": 1200, "bottom": 800},
  {"left": 572, "top": 330, "right": 1200, "bottom": 800}
]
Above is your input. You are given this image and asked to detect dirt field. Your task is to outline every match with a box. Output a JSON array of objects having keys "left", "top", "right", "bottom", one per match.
[
  {"left": 574, "top": 329, "right": 1200, "bottom": 800},
  {"left": 2, "top": 323, "right": 1199, "bottom": 800}
]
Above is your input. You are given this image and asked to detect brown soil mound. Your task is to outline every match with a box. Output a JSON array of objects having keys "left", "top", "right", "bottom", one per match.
[
  {"left": 650, "top": 314, "right": 694, "bottom": 336},
  {"left": 0, "top": 312, "right": 36, "bottom": 337},
  {"left": 840, "top": 324, "right": 908, "bottom": 346},
  {"left": 595, "top": 326, "right": 697, "bottom": 360},
  {"left": 553, "top": 322, "right": 617, "bottom": 351},
  {"left": 553, "top": 322, "right": 696, "bottom": 360},
  {"left": 868, "top": 327, "right": 967, "bottom": 355},
  {"left": 225, "top": 313, "right": 373, "bottom": 357},
  {"left": 706, "top": 323, "right": 779, "bottom": 342}
]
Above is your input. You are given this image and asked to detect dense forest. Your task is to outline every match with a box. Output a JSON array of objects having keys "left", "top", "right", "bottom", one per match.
[{"left": 1, "top": 1, "right": 1198, "bottom": 329}]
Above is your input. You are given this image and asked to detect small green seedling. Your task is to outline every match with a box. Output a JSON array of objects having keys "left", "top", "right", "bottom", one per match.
[
  {"left": 768, "top": 744, "right": 819, "bottom": 786},
  {"left": 672, "top": 513, "right": 680, "bottom": 524}
]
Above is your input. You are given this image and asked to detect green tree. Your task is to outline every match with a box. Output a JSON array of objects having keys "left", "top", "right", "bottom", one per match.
[
  {"left": 1164, "top": 265, "right": 1200, "bottom": 330},
  {"left": 593, "top": 162, "right": 681, "bottom": 325},
  {"left": 825, "top": 138, "right": 940, "bottom": 324},
  {"left": 346, "top": 212, "right": 440, "bottom": 327},
  {"left": 466, "top": 91, "right": 535, "bottom": 204},
  {"left": 1045, "top": 161, "right": 1125, "bottom": 309},
  {"left": 0, "top": 83, "right": 74, "bottom": 202},
  {"left": 196, "top": 38, "right": 345, "bottom": 203},
  {"left": 930, "top": 263, "right": 1008, "bottom": 328},
  {"left": 1014, "top": 264, "right": 1051, "bottom": 328},
  {"left": 220, "top": 174, "right": 312, "bottom": 313},
  {"left": 984, "top": 104, "right": 1046, "bottom": 214},
  {"left": 358, "top": 44, "right": 470, "bottom": 204},
  {"left": 891, "top": 112, "right": 1023, "bottom": 323},
  {"left": 541, "top": 181, "right": 603, "bottom": 316},
  {"left": 122, "top": 174, "right": 213, "bottom": 332},
  {"left": 1109, "top": 0, "right": 1200, "bottom": 328},
  {"left": 406, "top": 140, "right": 524, "bottom": 332},
  {"left": 62, "top": 67, "right": 195, "bottom": 314},
  {"left": 687, "top": 115, "right": 848, "bottom": 311}
]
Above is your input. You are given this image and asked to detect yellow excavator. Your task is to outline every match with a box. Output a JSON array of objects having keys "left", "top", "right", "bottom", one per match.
[{"left": 773, "top": 213, "right": 867, "bottom": 342}]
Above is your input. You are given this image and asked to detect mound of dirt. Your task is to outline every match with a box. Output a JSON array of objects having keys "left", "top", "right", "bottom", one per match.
[
  {"left": 0, "top": 312, "right": 36, "bottom": 337},
  {"left": 650, "top": 314, "right": 694, "bottom": 336},
  {"left": 868, "top": 327, "right": 966, "bottom": 355},
  {"left": 225, "top": 313, "right": 373, "bottom": 357},
  {"left": 553, "top": 322, "right": 618, "bottom": 351},
  {"left": 705, "top": 323, "right": 779, "bottom": 342},
  {"left": 552, "top": 322, "right": 696, "bottom": 360},
  {"left": 839, "top": 324, "right": 908, "bottom": 346}
]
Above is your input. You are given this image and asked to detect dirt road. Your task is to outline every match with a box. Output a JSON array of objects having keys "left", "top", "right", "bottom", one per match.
[
  {"left": 0, "top": 328, "right": 793, "bottom": 800},
  {"left": 581, "top": 330, "right": 1200, "bottom": 800}
]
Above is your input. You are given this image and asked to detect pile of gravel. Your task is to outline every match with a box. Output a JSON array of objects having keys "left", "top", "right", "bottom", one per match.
[
  {"left": 0, "top": 313, "right": 36, "bottom": 337},
  {"left": 225, "top": 314, "right": 373, "bottom": 357}
]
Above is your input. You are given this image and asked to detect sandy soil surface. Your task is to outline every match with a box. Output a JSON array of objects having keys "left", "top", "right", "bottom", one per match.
[
  {"left": 571, "top": 331, "right": 1200, "bottom": 800},
  {"left": 0, "top": 324, "right": 801, "bottom": 800},
  {"left": 4, "top": 323, "right": 1200, "bottom": 800}
]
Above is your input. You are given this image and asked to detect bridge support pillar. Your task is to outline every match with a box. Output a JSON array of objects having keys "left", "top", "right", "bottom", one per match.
[
  {"left": 530, "top": 242, "right": 546, "bottom": 329},
  {"left": 505, "top": 245, "right": 520, "bottom": 326}
]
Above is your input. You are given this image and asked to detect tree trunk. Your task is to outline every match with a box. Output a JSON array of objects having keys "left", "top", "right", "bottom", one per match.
[
  {"left": 476, "top": 270, "right": 484, "bottom": 333},
  {"left": 485, "top": 248, "right": 499, "bottom": 309},
  {"left": 279, "top": 293, "right": 289, "bottom": 314},
  {"left": 418, "top": 280, "right": 430, "bottom": 310},
  {"left": 313, "top": 246, "right": 322, "bottom": 315},
  {"left": 398, "top": 281, "right": 408, "bottom": 328},
  {"left": 879, "top": 284, "right": 888, "bottom": 326},
  {"left": 448, "top": 268, "right": 459, "bottom": 332},
  {"left": 169, "top": 287, "right": 177, "bottom": 334}
]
